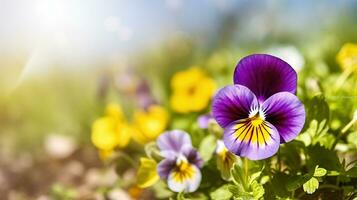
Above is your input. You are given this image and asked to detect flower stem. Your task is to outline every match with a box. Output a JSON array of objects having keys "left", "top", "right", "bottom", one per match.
[
  {"left": 277, "top": 149, "right": 281, "bottom": 171},
  {"left": 335, "top": 65, "right": 354, "bottom": 91},
  {"left": 244, "top": 158, "right": 249, "bottom": 187},
  {"left": 117, "top": 151, "right": 137, "bottom": 167},
  {"left": 341, "top": 119, "right": 355, "bottom": 134},
  {"left": 331, "top": 118, "right": 356, "bottom": 150}
]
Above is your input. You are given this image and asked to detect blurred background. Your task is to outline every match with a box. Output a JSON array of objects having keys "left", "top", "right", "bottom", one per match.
[{"left": 0, "top": 0, "right": 357, "bottom": 199}]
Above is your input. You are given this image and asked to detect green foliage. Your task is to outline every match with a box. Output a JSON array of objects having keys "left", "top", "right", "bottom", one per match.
[
  {"left": 314, "top": 166, "right": 327, "bottom": 177},
  {"left": 286, "top": 174, "right": 312, "bottom": 192},
  {"left": 304, "top": 94, "right": 330, "bottom": 129},
  {"left": 345, "top": 167, "right": 357, "bottom": 178},
  {"left": 303, "top": 177, "right": 319, "bottom": 194},
  {"left": 153, "top": 181, "right": 174, "bottom": 199},
  {"left": 210, "top": 185, "right": 234, "bottom": 200},
  {"left": 199, "top": 135, "right": 217, "bottom": 162},
  {"left": 297, "top": 94, "right": 336, "bottom": 149},
  {"left": 347, "top": 131, "right": 357, "bottom": 149},
  {"left": 230, "top": 161, "right": 265, "bottom": 199},
  {"left": 307, "top": 145, "right": 342, "bottom": 171}
]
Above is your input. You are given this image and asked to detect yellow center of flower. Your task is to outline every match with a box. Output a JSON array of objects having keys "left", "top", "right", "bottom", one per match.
[
  {"left": 172, "top": 160, "right": 194, "bottom": 183},
  {"left": 250, "top": 115, "right": 264, "bottom": 127},
  {"left": 234, "top": 113, "right": 271, "bottom": 146}
]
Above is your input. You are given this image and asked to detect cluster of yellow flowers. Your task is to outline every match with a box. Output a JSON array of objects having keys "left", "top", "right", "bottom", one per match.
[
  {"left": 91, "top": 103, "right": 169, "bottom": 157},
  {"left": 91, "top": 67, "right": 216, "bottom": 157},
  {"left": 170, "top": 67, "right": 216, "bottom": 113}
]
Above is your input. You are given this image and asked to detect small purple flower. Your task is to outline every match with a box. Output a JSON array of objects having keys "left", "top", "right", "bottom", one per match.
[
  {"left": 212, "top": 54, "right": 306, "bottom": 160},
  {"left": 197, "top": 113, "right": 213, "bottom": 129},
  {"left": 156, "top": 130, "right": 203, "bottom": 193}
]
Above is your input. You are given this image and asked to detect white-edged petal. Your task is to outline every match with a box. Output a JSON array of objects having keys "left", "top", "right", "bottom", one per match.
[{"left": 167, "top": 164, "right": 201, "bottom": 193}]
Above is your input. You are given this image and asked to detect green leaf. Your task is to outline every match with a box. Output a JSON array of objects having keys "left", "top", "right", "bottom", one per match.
[
  {"left": 177, "top": 192, "right": 186, "bottom": 200},
  {"left": 210, "top": 185, "right": 233, "bottom": 200},
  {"left": 295, "top": 132, "right": 311, "bottom": 146},
  {"left": 304, "top": 95, "right": 330, "bottom": 131},
  {"left": 199, "top": 135, "right": 217, "bottom": 162},
  {"left": 251, "top": 180, "right": 265, "bottom": 199},
  {"left": 317, "top": 133, "right": 335, "bottom": 149},
  {"left": 313, "top": 166, "right": 327, "bottom": 177},
  {"left": 345, "top": 167, "right": 357, "bottom": 178},
  {"left": 286, "top": 173, "right": 312, "bottom": 191},
  {"left": 233, "top": 191, "right": 254, "bottom": 200},
  {"left": 152, "top": 181, "right": 173, "bottom": 199},
  {"left": 249, "top": 171, "right": 262, "bottom": 185},
  {"left": 306, "top": 145, "right": 342, "bottom": 171},
  {"left": 304, "top": 119, "right": 331, "bottom": 147},
  {"left": 279, "top": 141, "right": 304, "bottom": 171},
  {"left": 303, "top": 177, "right": 319, "bottom": 194},
  {"left": 231, "top": 163, "right": 247, "bottom": 190},
  {"left": 326, "top": 171, "right": 340, "bottom": 176}
]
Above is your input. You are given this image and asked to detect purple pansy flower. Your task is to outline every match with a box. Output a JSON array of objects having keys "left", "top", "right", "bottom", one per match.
[
  {"left": 157, "top": 130, "right": 203, "bottom": 193},
  {"left": 212, "top": 54, "right": 306, "bottom": 160},
  {"left": 197, "top": 113, "right": 213, "bottom": 129}
]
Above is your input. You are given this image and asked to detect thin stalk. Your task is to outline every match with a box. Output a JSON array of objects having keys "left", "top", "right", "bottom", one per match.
[
  {"left": 331, "top": 118, "right": 356, "bottom": 150},
  {"left": 277, "top": 149, "right": 282, "bottom": 171},
  {"left": 341, "top": 120, "right": 355, "bottom": 134},
  {"left": 117, "top": 151, "right": 137, "bottom": 167},
  {"left": 334, "top": 65, "right": 354, "bottom": 91},
  {"left": 244, "top": 158, "right": 249, "bottom": 185}
]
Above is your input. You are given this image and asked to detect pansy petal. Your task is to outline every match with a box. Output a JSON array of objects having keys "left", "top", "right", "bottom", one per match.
[
  {"left": 223, "top": 119, "right": 280, "bottom": 160},
  {"left": 234, "top": 54, "right": 297, "bottom": 102},
  {"left": 167, "top": 164, "right": 201, "bottom": 193},
  {"left": 157, "top": 158, "right": 176, "bottom": 180},
  {"left": 182, "top": 148, "right": 204, "bottom": 168},
  {"left": 197, "top": 114, "right": 212, "bottom": 129},
  {"left": 212, "top": 85, "right": 258, "bottom": 128},
  {"left": 137, "top": 158, "right": 159, "bottom": 188},
  {"left": 157, "top": 130, "right": 192, "bottom": 157},
  {"left": 262, "top": 92, "right": 305, "bottom": 143}
]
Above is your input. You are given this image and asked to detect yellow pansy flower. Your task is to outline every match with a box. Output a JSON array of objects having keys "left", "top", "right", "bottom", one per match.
[
  {"left": 336, "top": 43, "right": 357, "bottom": 70},
  {"left": 137, "top": 157, "right": 159, "bottom": 188},
  {"left": 92, "top": 103, "right": 168, "bottom": 153},
  {"left": 132, "top": 105, "right": 169, "bottom": 144},
  {"left": 91, "top": 103, "right": 131, "bottom": 151},
  {"left": 170, "top": 67, "right": 216, "bottom": 113}
]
